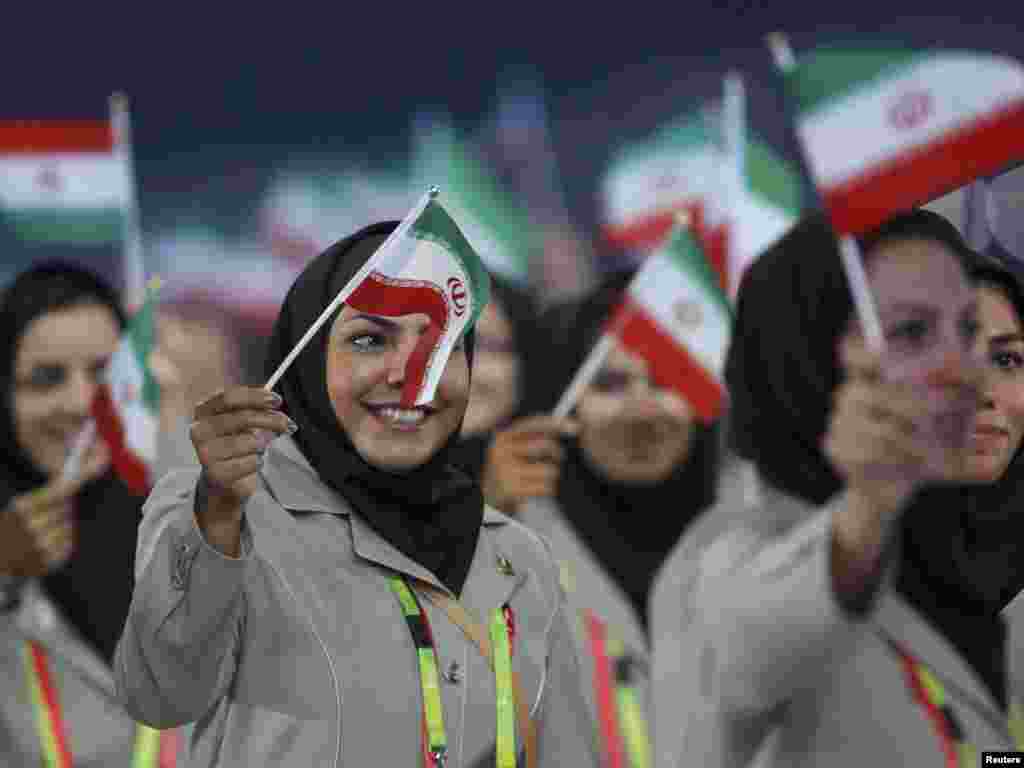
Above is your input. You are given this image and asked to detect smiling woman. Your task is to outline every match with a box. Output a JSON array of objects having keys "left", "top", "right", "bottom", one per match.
[{"left": 114, "top": 221, "right": 600, "bottom": 768}]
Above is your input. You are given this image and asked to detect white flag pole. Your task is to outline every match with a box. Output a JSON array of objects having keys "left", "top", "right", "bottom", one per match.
[
  {"left": 110, "top": 93, "right": 147, "bottom": 315},
  {"left": 264, "top": 187, "right": 439, "bottom": 392},
  {"left": 551, "top": 331, "right": 616, "bottom": 420},
  {"left": 766, "top": 32, "right": 885, "bottom": 353},
  {"left": 723, "top": 71, "right": 745, "bottom": 300}
]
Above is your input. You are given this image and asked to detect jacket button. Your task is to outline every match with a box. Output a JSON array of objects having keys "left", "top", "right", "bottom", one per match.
[
  {"left": 171, "top": 540, "right": 196, "bottom": 591},
  {"left": 496, "top": 555, "right": 514, "bottom": 576},
  {"left": 444, "top": 661, "right": 462, "bottom": 684}
]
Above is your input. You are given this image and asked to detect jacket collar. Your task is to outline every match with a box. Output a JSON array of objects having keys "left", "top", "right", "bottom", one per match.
[{"left": 262, "top": 436, "right": 507, "bottom": 592}]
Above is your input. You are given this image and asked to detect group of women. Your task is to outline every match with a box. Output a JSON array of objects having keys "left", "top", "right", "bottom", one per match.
[{"left": 2, "top": 205, "right": 1023, "bottom": 767}]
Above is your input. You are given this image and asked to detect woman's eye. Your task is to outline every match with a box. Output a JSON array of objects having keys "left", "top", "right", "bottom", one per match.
[
  {"left": 591, "top": 371, "right": 631, "bottom": 393},
  {"left": 993, "top": 350, "right": 1024, "bottom": 370},
  {"left": 350, "top": 334, "right": 385, "bottom": 351},
  {"left": 887, "top": 320, "right": 929, "bottom": 345},
  {"left": 25, "top": 364, "right": 66, "bottom": 390}
]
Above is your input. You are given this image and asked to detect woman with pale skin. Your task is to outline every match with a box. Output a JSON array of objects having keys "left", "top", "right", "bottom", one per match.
[
  {"left": 459, "top": 277, "right": 575, "bottom": 515},
  {"left": 649, "top": 210, "right": 1024, "bottom": 768},
  {"left": 512, "top": 272, "right": 719, "bottom": 768},
  {"left": 114, "top": 222, "right": 599, "bottom": 767},
  {"left": 0, "top": 263, "right": 186, "bottom": 766}
]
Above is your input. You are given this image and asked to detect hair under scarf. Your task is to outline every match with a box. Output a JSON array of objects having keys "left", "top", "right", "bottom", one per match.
[
  {"left": 263, "top": 222, "right": 484, "bottom": 597},
  {"left": 539, "top": 270, "right": 721, "bottom": 631},
  {"left": 0, "top": 262, "right": 143, "bottom": 665},
  {"left": 726, "top": 209, "right": 1017, "bottom": 706}
]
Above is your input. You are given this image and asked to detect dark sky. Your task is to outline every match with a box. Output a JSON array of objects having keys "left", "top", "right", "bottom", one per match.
[{"left": 2, "top": 4, "right": 1021, "bottom": 240}]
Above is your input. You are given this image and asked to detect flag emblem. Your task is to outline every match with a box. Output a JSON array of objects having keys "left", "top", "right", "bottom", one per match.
[{"left": 888, "top": 90, "right": 934, "bottom": 130}]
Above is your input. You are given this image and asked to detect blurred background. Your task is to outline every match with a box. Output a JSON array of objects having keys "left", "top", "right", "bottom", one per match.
[{"left": 2, "top": 5, "right": 1023, "bottom": 397}]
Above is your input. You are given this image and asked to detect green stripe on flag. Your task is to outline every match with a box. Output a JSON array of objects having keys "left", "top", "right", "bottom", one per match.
[
  {"left": 4, "top": 209, "right": 123, "bottom": 244},
  {"left": 447, "top": 138, "right": 534, "bottom": 279},
  {"left": 746, "top": 138, "right": 803, "bottom": 215},
  {"left": 128, "top": 287, "right": 161, "bottom": 411},
  {"left": 666, "top": 229, "right": 733, "bottom": 320},
  {"left": 410, "top": 200, "right": 491, "bottom": 332},
  {"left": 785, "top": 47, "right": 922, "bottom": 116}
]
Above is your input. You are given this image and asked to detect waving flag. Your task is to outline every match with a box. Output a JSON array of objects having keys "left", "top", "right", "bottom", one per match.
[
  {"left": 782, "top": 46, "right": 1024, "bottom": 235},
  {"left": 608, "top": 224, "right": 732, "bottom": 422},
  {"left": 601, "top": 112, "right": 719, "bottom": 253},
  {"left": 268, "top": 190, "right": 491, "bottom": 409},
  {"left": 92, "top": 279, "right": 161, "bottom": 495},
  {"left": 0, "top": 120, "right": 129, "bottom": 244},
  {"left": 415, "top": 116, "right": 536, "bottom": 287}
]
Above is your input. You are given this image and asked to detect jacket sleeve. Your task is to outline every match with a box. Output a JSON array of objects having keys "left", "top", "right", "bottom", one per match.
[
  {"left": 692, "top": 499, "right": 884, "bottom": 718},
  {"left": 114, "top": 469, "right": 253, "bottom": 728}
]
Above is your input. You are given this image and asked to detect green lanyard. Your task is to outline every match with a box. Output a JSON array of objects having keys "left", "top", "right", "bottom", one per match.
[{"left": 389, "top": 575, "right": 517, "bottom": 768}]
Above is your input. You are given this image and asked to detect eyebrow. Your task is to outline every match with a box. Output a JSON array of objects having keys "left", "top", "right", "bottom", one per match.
[
  {"left": 346, "top": 313, "right": 400, "bottom": 330},
  {"left": 990, "top": 333, "right": 1024, "bottom": 345}
]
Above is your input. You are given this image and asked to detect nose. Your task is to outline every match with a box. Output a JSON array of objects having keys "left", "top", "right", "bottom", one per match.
[
  {"left": 64, "top": 366, "right": 96, "bottom": 417},
  {"left": 925, "top": 346, "right": 972, "bottom": 389},
  {"left": 386, "top": 334, "right": 421, "bottom": 388}
]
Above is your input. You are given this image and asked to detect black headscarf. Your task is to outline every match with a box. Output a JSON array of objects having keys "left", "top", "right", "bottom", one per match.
[
  {"left": 456, "top": 275, "right": 545, "bottom": 478},
  {"left": 540, "top": 270, "right": 721, "bottom": 631},
  {"left": 263, "top": 222, "right": 484, "bottom": 597},
  {"left": 0, "top": 262, "right": 144, "bottom": 665},
  {"left": 726, "top": 209, "right": 1014, "bottom": 707}
]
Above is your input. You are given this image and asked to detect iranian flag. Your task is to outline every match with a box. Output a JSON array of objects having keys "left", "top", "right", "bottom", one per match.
[
  {"left": 92, "top": 280, "right": 161, "bottom": 495},
  {"left": 784, "top": 47, "right": 1024, "bottom": 235},
  {"left": 286, "top": 190, "right": 490, "bottom": 408},
  {"left": 609, "top": 225, "right": 732, "bottom": 422},
  {"left": 415, "top": 117, "right": 535, "bottom": 286},
  {"left": 601, "top": 111, "right": 720, "bottom": 253},
  {"left": 0, "top": 120, "right": 129, "bottom": 243}
]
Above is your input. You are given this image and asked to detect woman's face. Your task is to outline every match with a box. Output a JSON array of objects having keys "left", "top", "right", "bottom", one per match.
[
  {"left": 461, "top": 299, "right": 521, "bottom": 437},
  {"left": 963, "top": 284, "right": 1024, "bottom": 484},
  {"left": 12, "top": 302, "right": 121, "bottom": 476},
  {"left": 846, "top": 237, "right": 980, "bottom": 481},
  {"left": 576, "top": 340, "right": 695, "bottom": 485},
  {"left": 326, "top": 306, "right": 470, "bottom": 472}
]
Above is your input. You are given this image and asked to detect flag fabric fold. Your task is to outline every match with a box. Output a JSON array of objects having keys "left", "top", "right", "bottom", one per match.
[
  {"left": 92, "top": 280, "right": 161, "bottom": 495},
  {"left": 783, "top": 47, "right": 1024, "bottom": 235},
  {"left": 0, "top": 120, "right": 130, "bottom": 244}
]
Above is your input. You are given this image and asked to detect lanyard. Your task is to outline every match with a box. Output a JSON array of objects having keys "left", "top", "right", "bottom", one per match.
[
  {"left": 389, "top": 575, "right": 519, "bottom": 768},
  {"left": 581, "top": 611, "right": 651, "bottom": 768},
  {"left": 23, "top": 639, "right": 179, "bottom": 768},
  {"left": 882, "top": 633, "right": 1024, "bottom": 767}
]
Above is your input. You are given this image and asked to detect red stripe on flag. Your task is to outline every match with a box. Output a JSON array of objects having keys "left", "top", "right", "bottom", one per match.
[
  {"left": 584, "top": 612, "right": 626, "bottom": 768},
  {"left": 825, "top": 100, "right": 1024, "bottom": 235},
  {"left": 0, "top": 120, "right": 114, "bottom": 153},
  {"left": 29, "top": 643, "right": 73, "bottom": 768},
  {"left": 613, "top": 298, "right": 725, "bottom": 423},
  {"left": 346, "top": 272, "right": 451, "bottom": 407},
  {"left": 604, "top": 202, "right": 705, "bottom": 252},
  {"left": 91, "top": 383, "right": 150, "bottom": 495}
]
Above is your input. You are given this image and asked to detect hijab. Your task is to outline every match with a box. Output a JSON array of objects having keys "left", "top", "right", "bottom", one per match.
[
  {"left": 0, "top": 262, "right": 144, "bottom": 665},
  {"left": 725, "top": 209, "right": 1014, "bottom": 706},
  {"left": 456, "top": 275, "right": 545, "bottom": 478},
  {"left": 263, "top": 222, "right": 484, "bottom": 597},
  {"left": 540, "top": 270, "right": 720, "bottom": 631}
]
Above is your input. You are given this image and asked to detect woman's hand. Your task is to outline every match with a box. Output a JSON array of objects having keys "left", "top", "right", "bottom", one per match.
[
  {"left": 481, "top": 415, "right": 577, "bottom": 514},
  {"left": 190, "top": 387, "right": 295, "bottom": 555},
  {"left": 825, "top": 337, "right": 930, "bottom": 592}
]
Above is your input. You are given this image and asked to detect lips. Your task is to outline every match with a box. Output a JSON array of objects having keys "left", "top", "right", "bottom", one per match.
[{"left": 364, "top": 403, "right": 436, "bottom": 429}]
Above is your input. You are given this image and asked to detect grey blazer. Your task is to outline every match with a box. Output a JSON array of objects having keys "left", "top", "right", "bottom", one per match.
[
  {"left": 650, "top": 464, "right": 1024, "bottom": 768},
  {"left": 0, "top": 581, "right": 184, "bottom": 766},
  {"left": 518, "top": 497, "right": 651, "bottom": 763},
  {"left": 115, "top": 436, "right": 599, "bottom": 767}
]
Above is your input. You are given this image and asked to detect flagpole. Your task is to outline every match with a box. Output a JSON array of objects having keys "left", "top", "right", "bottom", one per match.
[
  {"left": 110, "top": 93, "right": 147, "bottom": 314},
  {"left": 264, "top": 187, "right": 439, "bottom": 392},
  {"left": 723, "top": 71, "right": 745, "bottom": 300},
  {"left": 552, "top": 331, "right": 617, "bottom": 420},
  {"left": 766, "top": 33, "right": 886, "bottom": 353}
]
